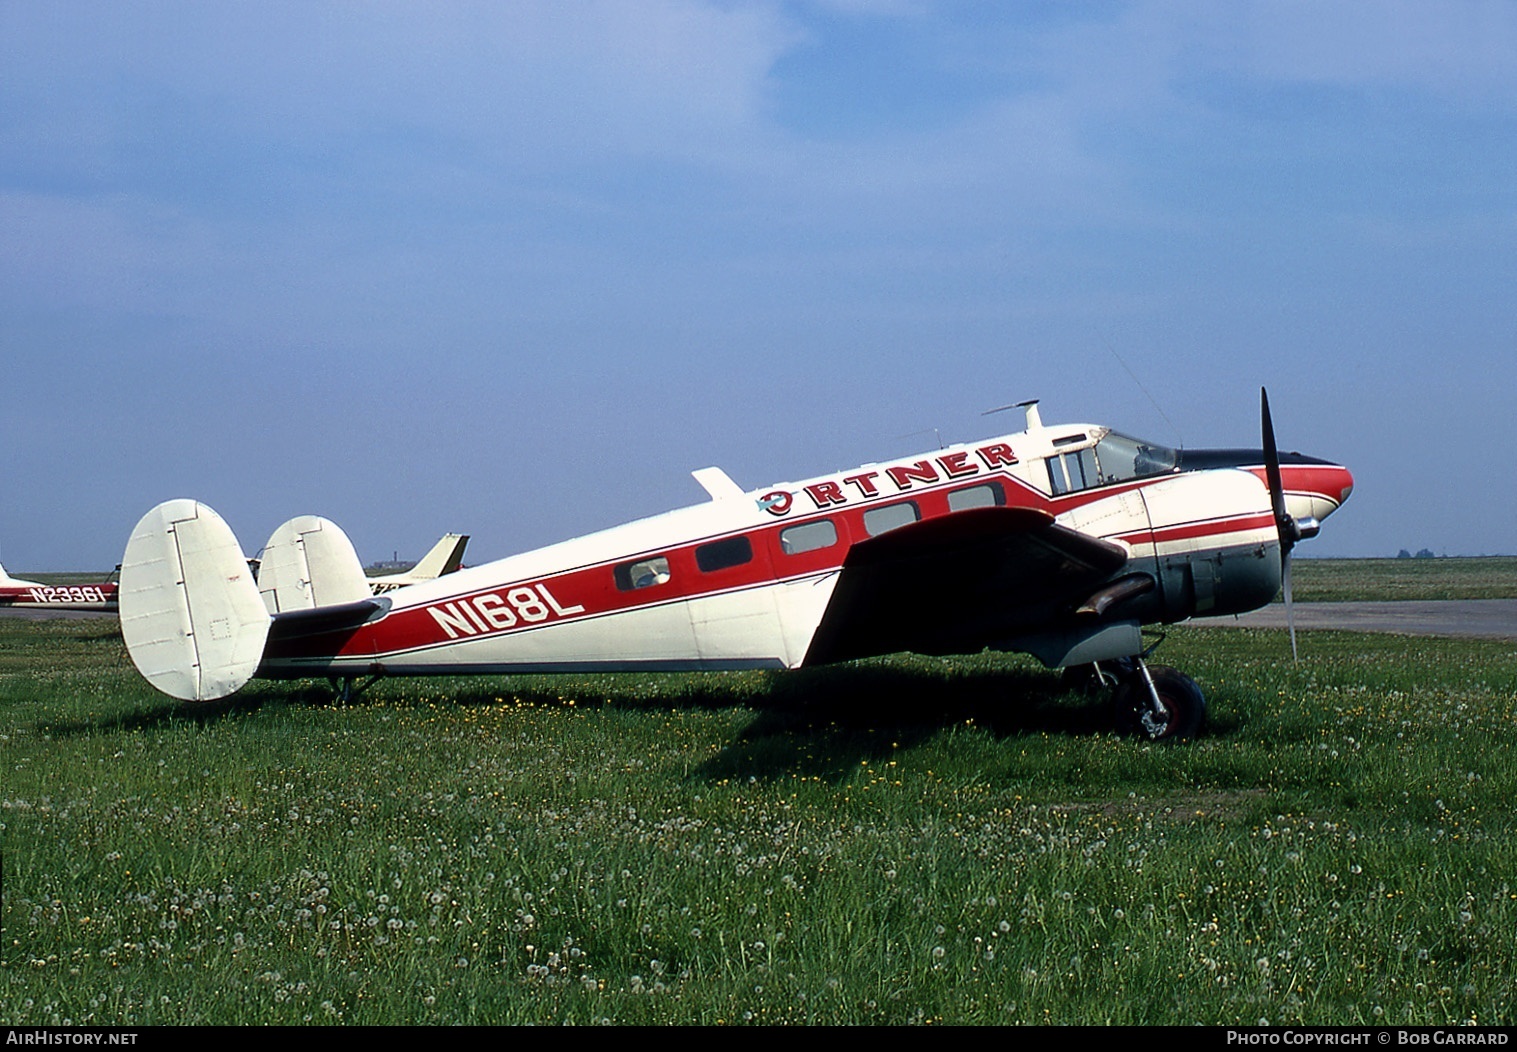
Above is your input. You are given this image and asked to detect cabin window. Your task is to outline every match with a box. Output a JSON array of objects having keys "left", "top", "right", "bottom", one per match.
[
  {"left": 696, "top": 536, "right": 753, "bottom": 573},
  {"left": 947, "top": 481, "right": 1005, "bottom": 512},
  {"left": 862, "top": 501, "right": 920, "bottom": 536},
  {"left": 614, "top": 555, "right": 671, "bottom": 591},
  {"left": 780, "top": 519, "right": 837, "bottom": 555}
]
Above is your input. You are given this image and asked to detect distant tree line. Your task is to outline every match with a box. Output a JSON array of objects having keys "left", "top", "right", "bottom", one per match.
[{"left": 1396, "top": 549, "right": 1439, "bottom": 559}]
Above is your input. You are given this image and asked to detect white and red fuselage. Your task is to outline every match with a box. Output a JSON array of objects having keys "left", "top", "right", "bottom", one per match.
[{"left": 249, "top": 418, "right": 1352, "bottom": 682}]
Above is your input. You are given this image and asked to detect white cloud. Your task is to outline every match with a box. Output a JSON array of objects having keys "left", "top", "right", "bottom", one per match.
[
  {"left": 1225, "top": 0, "right": 1517, "bottom": 100},
  {"left": 1, "top": 1, "right": 803, "bottom": 168}
]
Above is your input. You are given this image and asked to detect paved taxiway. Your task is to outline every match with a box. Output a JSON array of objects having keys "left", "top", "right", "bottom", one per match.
[
  {"left": 0, "top": 608, "right": 116, "bottom": 620},
  {"left": 1197, "top": 599, "right": 1517, "bottom": 641}
]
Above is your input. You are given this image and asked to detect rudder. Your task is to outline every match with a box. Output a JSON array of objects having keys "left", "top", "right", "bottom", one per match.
[
  {"left": 120, "top": 500, "right": 270, "bottom": 701},
  {"left": 258, "top": 515, "right": 371, "bottom": 614}
]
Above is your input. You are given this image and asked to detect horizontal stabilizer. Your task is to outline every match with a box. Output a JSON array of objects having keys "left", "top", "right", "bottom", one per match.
[
  {"left": 268, "top": 597, "right": 390, "bottom": 641},
  {"left": 259, "top": 516, "right": 372, "bottom": 614},
  {"left": 120, "top": 500, "right": 270, "bottom": 701}
]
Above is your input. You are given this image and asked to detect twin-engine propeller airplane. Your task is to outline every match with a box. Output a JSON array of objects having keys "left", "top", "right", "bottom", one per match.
[
  {"left": 0, "top": 564, "right": 119, "bottom": 612},
  {"left": 118, "top": 391, "right": 1351, "bottom": 740}
]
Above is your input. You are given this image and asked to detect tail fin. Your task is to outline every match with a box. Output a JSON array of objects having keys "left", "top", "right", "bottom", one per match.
[
  {"left": 120, "top": 500, "right": 270, "bottom": 701},
  {"left": 0, "top": 562, "right": 35, "bottom": 585},
  {"left": 365, "top": 533, "right": 469, "bottom": 593},
  {"left": 406, "top": 533, "right": 469, "bottom": 580},
  {"left": 257, "top": 516, "right": 372, "bottom": 614}
]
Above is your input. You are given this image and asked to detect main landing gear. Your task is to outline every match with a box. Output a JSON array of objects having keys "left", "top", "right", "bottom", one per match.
[
  {"left": 1065, "top": 653, "right": 1207, "bottom": 742},
  {"left": 326, "top": 674, "right": 382, "bottom": 705}
]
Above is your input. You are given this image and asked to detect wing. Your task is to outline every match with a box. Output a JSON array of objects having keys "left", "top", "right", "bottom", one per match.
[{"left": 802, "top": 506, "right": 1130, "bottom": 666}]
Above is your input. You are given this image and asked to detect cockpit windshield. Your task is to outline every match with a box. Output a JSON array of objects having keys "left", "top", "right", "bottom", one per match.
[
  {"left": 1094, "top": 431, "right": 1179, "bottom": 482},
  {"left": 1044, "top": 430, "right": 1178, "bottom": 495}
]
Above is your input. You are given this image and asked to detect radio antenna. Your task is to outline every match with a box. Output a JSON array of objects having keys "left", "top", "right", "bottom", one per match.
[
  {"left": 1102, "top": 337, "right": 1183, "bottom": 449},
  {"left": 896, "top": 427, "right": 944, "bottom": 450}
]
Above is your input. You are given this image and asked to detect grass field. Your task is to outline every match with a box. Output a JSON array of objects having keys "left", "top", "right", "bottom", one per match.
[
  {"left": 1289, "top": 557, "right": 1517, "bottom": 602},
  {"left": 2, "top": 569, "right": 1515, "bottom": 1025}
]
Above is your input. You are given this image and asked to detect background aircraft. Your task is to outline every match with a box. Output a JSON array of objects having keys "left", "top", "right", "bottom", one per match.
[
  {"left": 0, "top": 533, "right": 466, "bottom": 618},
  {"left": 364, "top": 533, "right": 470, "bottom": 594},
  {"left": 116, "top": 392, "right": 1351, "bottom": 740},
  {"left": 0, "top": 563, "right": 118, "bottom": 612}
]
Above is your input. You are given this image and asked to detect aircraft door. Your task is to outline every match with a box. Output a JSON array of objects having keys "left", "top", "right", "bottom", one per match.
[{"left": 685, "top": 532, "right": 790, "bottom": 667}]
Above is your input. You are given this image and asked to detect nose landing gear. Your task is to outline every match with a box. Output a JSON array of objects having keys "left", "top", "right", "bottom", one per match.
[
  {"left": 1064, "top": 654, "right": 1207, "bottom": 741},
  {"left": 1114, "top": 660, "right": 1206, "bottom": 742}
]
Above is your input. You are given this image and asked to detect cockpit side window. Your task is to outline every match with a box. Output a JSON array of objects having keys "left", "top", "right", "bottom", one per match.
[
  {"left": 1046, "top": 448, "right": 1098, "bottom": 495},
  {"left": 1046, "top": 432, "right": 1178, "bottom": 494}
]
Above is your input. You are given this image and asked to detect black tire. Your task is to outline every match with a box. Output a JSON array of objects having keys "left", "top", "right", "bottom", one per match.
[{"left": 1115, "top": 665, "right": 1206, "bottom": 742}]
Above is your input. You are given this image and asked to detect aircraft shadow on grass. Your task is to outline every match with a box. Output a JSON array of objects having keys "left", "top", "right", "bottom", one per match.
[
  {"left": 326, "top": 661, "right": 1158, "bottom": 785},
  {"left": 692, "top": 663, "right": 1127, "bottom": 785},
  {"left": 43, "top": 658, "right": 1240, "bottom": 783}
]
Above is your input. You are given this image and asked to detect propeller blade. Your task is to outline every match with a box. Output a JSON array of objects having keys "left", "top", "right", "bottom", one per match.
[
  {"left": 1282, "top": 547, "right": 1298, "bottom": 662},
  {"left": 1262, "top": 387, "right": 1300, "bottom": 662},
  {"left": 1261, "top": 387, "right": 1289, "bottom": 542}
]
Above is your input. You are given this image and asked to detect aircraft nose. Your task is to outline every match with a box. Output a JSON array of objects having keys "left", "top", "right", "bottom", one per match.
[
  {"left": 1330, "top": 464, "right": 1354, "bottom": 508},
  {"left": 1285, "top": 461, "right": 1354, "bottom": 526},
  {"left": 1312, "top": 462, "right": 1354, "bottom": 514}
]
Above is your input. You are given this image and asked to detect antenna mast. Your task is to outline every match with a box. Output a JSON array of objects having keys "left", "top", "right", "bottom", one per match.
[{"left": 982, "top": 398, "right": 1042, "bottom": 431}]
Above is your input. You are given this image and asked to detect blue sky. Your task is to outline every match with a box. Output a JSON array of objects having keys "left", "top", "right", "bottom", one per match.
[{"left": 3, "top": 1, "right": 1514, "bottom": 570}]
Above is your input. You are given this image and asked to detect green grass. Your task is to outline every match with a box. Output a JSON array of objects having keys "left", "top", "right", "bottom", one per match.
[
  {"left": 1290, "top": 557, "right": 1517, "bottom": 602},
  {"left": 2, "top": 614, "right": 1515, "bottom": 1025}
]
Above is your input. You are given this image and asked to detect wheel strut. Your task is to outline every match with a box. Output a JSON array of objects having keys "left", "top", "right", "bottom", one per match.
[
  {"left": 1115, "top": 658, "right": 1206, "bottom": 742},
  {"left": 1132, "top": 657, "right": 1168, "bottom": 740},
  {"left": 326, "top": 673, "right": 382, "bottom": 705}
]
